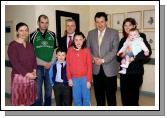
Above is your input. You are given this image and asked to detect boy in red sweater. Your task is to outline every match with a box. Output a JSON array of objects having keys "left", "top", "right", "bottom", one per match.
[{"left": 66, "top": 32, "right": 92, "bottom": 106}]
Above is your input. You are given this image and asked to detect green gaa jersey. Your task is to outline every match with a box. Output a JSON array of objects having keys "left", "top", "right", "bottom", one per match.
[{"left": 30, "top": 29, "right": 57, "bottom": 62}]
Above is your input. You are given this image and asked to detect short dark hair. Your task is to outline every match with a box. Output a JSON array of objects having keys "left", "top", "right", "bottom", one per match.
[
  {"left": 56, "top": 47, "right": 66, "bottom": 54},
  {"left": 72, "top": 32, "right": 86, "bottom": 49},
  {"left": 38, "top": 14, "right": 48, "bottom": 22},
  {"left": 16, "top": 22, "right": 28, "bottom": 32},
  {"left": 94, "top": 12, "right": 108, "bottom": 21},
  {"left": 66, "top": 19, "right": 76, "bottom": 24}
]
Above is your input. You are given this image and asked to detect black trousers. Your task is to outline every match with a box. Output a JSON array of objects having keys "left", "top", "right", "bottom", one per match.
[
  {"left": 53, "top": 83, "right": 72, "bottom": 106},
  {"left": 120, "top": 74, "right": 143, "bottom": 106},
  {"left": 93, "top": 66, "right": 117, "bottom": 106}
]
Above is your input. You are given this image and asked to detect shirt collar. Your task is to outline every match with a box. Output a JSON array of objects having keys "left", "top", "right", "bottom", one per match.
[
  {"left": 56, "top": 60, "right": 66, "bottom": 66},
  {"left": 98, "top": 27, "right": 106, "bottom": 35},
  {"left": 67, "top": 32, "right": 75, "bottom": 37}
]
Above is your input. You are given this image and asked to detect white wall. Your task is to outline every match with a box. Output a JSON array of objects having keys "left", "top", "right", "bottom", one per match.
[{"left": 5, "top": 5, "right": 155, "bottom": 94}]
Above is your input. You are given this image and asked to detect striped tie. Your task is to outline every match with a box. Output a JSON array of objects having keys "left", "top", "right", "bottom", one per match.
[{"left": 68, "top": 36, "right": 73, "bottom": 48}]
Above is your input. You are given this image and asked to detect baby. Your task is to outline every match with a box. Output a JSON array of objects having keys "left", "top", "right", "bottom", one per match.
[{"left": 117, "top": 28, "right": 149, "bottom": 74}]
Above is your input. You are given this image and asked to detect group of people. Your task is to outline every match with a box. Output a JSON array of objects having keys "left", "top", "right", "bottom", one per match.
[{"left": 7, "top": 12, "right": 151, "bottom": 106}]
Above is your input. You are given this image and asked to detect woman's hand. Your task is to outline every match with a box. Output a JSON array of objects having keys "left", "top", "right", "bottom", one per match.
[
  {"left": 144, "top": 51, "right": 149, "bottom": 56},
  {"left": 117, "top": 52, "right": 120, "bottom": 56},
  {"left": 68, "top": 79, "right": 73, "bottom": 87},
  {"left": 87, "top": 81, "right": 91, "bottom": 89},
  {"left": 117, "top": 52, "right": 125, "bottom": 57},
  {"left": 32, "top": 69, "right": 37, "bottom": 77},
  {"left": 129, "top": 57, "right": 134, "bottom": 63},
  {"left": 25, "top": 72, "right": 36, "bottom": 80}
]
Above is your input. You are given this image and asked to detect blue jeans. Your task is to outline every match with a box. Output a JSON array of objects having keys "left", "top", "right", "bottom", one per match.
[
  {"left": 72, "top": 76, "right": 90, "bottom": 106},
  {"left": 34, "top": 65, "right": 52, "bottom": 106},
  {"left": 127, "top": 51, "right": 134, "bottom": 57}
]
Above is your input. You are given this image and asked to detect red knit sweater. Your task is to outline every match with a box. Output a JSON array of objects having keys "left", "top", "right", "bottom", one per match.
[{"left": 66, "top": 47, "right": 92, "bottom": 82}]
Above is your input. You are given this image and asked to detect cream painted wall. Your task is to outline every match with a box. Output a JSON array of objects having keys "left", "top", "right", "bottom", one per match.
[
  {"left": 5, "top": 5, "right": 36, "bottom": 94},
  {"left": 34, "top": 5, "right": 90, "bottom": 36},
  {"left": 5, "top": 67, "right": 12, "bottom": 94},
  {"left": 143, "top": 65, "right": 155, "bottom": 93},
  {"left": 5, "top": 5, "right": 155, "bottom": 95},
  {"left": 5, "top": 5, "right": 90, "bottom": 97},
  {"left": 5, "top": 5, "right": 90, "bottom": 39},
  {"left": 89, "top": 5, "right": 155, "bottom": 30},
  {"left": 5, "top": 5, "right": 36, "bottom": 33}
]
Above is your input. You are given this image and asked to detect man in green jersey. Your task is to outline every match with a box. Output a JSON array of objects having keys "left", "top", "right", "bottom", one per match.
[{"left": 30, "top": 14, "right": 57, "bottom": 106}]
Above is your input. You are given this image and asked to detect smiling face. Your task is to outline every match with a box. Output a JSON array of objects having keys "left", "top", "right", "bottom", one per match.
[
  {"left": 56, "top": 51, "right": 66, "bottom": 62},
  {"left": 123, "top": 21, "right": 136, "bottom": 34},
  {"left": 128, "top": 30, "right": 139, "bottom": 41},
  {"left": 74, "top": 35, "right": 85, "bottom": 49},
  {"left": 17, "top": 25, "right": 29, "bottom": 40},
  {"left": 66, "top": 20, "right": 76, "bottom": 34},
  {"left": 95, "top": 16, "right": 107, "bottom": 32}
]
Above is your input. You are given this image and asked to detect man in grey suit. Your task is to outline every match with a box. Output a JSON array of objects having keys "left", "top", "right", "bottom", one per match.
[{"left": 87, "top": 12, "right": 119, "bottom": 106}]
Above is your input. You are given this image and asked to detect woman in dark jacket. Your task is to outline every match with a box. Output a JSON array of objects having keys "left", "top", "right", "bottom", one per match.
[{"left": 117, "top": 18, "right": 152, "bottom": 106}]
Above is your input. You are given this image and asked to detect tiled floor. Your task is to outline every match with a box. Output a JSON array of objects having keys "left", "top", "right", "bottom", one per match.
[{"left": 5, "top": 86, "right": 155, "bottom": 106}]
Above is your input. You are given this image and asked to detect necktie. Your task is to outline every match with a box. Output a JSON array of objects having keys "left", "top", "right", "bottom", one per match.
[
  {"left": 98, "top": 31, "right": 103, "bottom": 47},
  {"left": 68, "top": 36, "right": 73, "bottom": 48},
  {"left": 98, "top": 31, "right": 104, "bottom": 56},
  {"left": 60, "top": 63, "right": 63, "bottom": 80}
]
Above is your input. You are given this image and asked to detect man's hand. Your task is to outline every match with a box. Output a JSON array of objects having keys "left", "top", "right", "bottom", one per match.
[
  {"left": 44, "top": 62, "right": 51, "bottom": 69},
  {"left": 93, "top": 57, "right": 104, "bottom": 65}
]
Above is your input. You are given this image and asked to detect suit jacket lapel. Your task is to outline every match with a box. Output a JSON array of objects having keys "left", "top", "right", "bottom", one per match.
[
  {"left": 63, "top": 35, "right": 67, "bottom": 51},
  {"left": 65, "top": 35, "right": 68, "bottom": 47}
]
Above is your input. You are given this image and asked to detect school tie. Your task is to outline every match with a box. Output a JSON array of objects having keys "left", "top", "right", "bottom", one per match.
[
  {"left": 60, "top": 63, "right": 63, "bottom": 80},
  {"left": 68, "top": 36, "right": 73, "bottom": 48}
]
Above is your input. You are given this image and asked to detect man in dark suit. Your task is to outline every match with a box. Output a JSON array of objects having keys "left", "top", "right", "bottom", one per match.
[
  {"left": 87, "top": 12, "right": 119, "bottom": 106},
  {"left": 59, "top": 19, "right": 76, "bottom": 52}
]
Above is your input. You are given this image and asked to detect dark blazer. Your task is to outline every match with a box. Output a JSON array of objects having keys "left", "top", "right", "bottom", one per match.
[
  {"left": 87, "top": 27, "right": 119, "bottom": 77},
  {"left": 59, "top": 35, "right": 68, "bottom": 52},
  {"left": 49, "top": 61, "right": 68, "bottom": 86},
  {"left": 117, "top": 33, "right": 152, "bottom": 75},
  {"left": 59, "top": 34, "right": 75, "bottom": 52}
]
